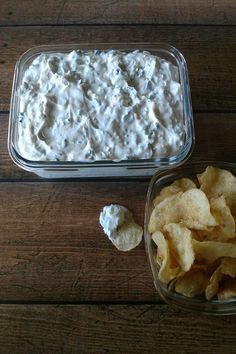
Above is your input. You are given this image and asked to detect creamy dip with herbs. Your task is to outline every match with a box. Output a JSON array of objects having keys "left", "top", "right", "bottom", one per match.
[
  {"left": 99, "top": 204, "right": 143, "bottom": 251},
  {"left": 18, "top": 49, "right": 184, "bottom": 161}
]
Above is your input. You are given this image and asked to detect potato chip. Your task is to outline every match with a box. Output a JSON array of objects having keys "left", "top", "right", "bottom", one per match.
[
  {"left": 153, "top": 178, "right": 196, "bottom": 206},
  {"left": 112, "top": 221, "right": 143, "bottom": 251},
  {"left": 198, "top": 166, "right": 236, "bottom": 214},
  {"left": 175, "top": 269, "right": 209, "bottom": 298},
  {"left": 192, "top": 262, "right": 209, "bottom": 271},
  {"left": 206, "top": 258, "right": 236, "bottom": 300},
  {"left": 218, "top": 278, "right": 236, "bottom": 300},
  {"left": 205, "top": 259, "right": 221, "bottom": 275},
  {"left": 205, "top": 266, "right": 222, "bottom": 300},
  {"left": 100, "top": 204, "right": 143, "bottom": 251},
  {"left": 149, "top": 166, "right": 236, "bottom": 301},
  {"left": 152, "top": 231, "right": 166, "bottom": 266},
  {"left": 191, "top": 230, "right": 204, "bottom": 241},
  {"left": 231, "top": 238, "right": 236, "bottom": 245},
  {"left": 173, "top": 178, "right": 197, "bottom": 191},
  {"left": 178, "top": 189, "right": 218, "bottom": 230},
  {"left": 148, "top": 193, "right": 182, "bottom": 233},
  {"left": 152, "top": 231, "right": 180, "bottom": 283},
  {"left": 153, "top": 185, "right": 182, "bottom": 206},
  {"left": 197, "top": 196, "right": 235, "bottom": 242},
  {"left": 164, "top": 223, "right": 194, "bottom": 271},
  {"left": 192, "top": 239, "right": 236, "bottom": 263},
  {"left": 149, "top": 189, "right": 217, "bottom": 234}
]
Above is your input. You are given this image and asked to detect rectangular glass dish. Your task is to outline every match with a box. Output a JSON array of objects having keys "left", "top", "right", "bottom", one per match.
[
  {"left": 145, "top": 161, "right": 236, "bottom": 315},
  {"left": 8, "top": 43, "right": 194, "bottom": 178}
]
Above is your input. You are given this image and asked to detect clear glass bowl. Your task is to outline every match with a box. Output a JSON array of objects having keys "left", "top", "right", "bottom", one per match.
[
  {"left": 144, "top": 161, "right": 236, "bottom": 315},
  {"left": 8, "top": 43, "right": 194, "bottom": 178}
]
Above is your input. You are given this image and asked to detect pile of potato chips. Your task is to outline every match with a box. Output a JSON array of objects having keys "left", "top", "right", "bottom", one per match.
[{"left": 148, "top": 166, "right": 236, "bottom": 301}]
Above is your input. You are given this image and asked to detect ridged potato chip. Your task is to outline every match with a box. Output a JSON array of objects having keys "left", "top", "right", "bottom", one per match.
[
  {"left": 164, "top": 223, "right": 194, "bottom": 272},
  {"left": 152, "top": 231, "right": 180, "bottom": 283},
  {"left": 153, "top": 178, "right": 196, "bottom": 206},
  {"left": 175, "top": 269, "right": 209, "bottom": 298}
]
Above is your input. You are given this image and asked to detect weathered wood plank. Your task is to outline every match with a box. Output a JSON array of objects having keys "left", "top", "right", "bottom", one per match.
[
  {"left": 0, "top": 304, "right": 235, "bottom": 354},
  {"left": 1, "top": 112, "right": 236, "bottom": 180},
  {"left": 1, "top": 0, "right": 236, "bottom": 25},
  {"left": 0, "top": 179, "right": 156, "bottom": 301},
  {"left": 1, "top": 25, "right": 236, "bottom": 112},
  {"left": 0, "top": 112, "right": 236, "bottom": 300}
]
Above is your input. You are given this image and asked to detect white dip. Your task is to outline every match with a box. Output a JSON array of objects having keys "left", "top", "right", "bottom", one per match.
[
  {"left": 18, "top": 50, "right": 184, "bottom": 161},
  {"left": 99, "top": 204, "right": 143, "bottom": 251},
  {"left": 100, "top": 204, "right": 127, "bottom": 239}
]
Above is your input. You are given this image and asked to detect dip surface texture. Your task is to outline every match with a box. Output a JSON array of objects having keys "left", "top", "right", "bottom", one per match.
[
  {"left": 99, "top": 204, "right": 143, "bottom": 251},
  {"left": 18, "top": 50, "right": 184, "bottom": 161}
]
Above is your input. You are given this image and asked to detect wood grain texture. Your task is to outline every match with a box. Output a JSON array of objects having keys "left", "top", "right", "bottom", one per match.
[
  {"left": 0, "top": 304, "right": 235, "bottom": 354},
  {"left": 1, "top": 1, "right": 236, "bottom": 350},
  {"left": 0, "top": 179, "right": 156, "bottom": 301},
  {"left": 1, "top": 25, "right": 236, "bottom": 112},
  {"left": 1, "top": 111, "right": 236, "bottom": 300},
  {"left": 2, "top": 112, "right": 236, "bottom": 180},
  {"left": 1, "top": 0, "right": 236, "bottom": 25}
]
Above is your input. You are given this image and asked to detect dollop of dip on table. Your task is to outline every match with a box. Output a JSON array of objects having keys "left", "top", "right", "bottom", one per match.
[
  {"left": 18, "top": 50, "right": 184, "bottom": 161},
  {"left": 99, "top": 204, "right": 143, "bottom": 251}
]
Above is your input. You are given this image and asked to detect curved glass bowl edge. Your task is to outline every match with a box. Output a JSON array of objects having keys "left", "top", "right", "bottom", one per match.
[{"left": 144, "top": 160, "right": 236, "bottom": 315}]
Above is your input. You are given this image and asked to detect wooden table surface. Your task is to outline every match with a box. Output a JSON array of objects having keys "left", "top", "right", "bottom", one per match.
[{"left": 1, "top": 1, "right": 236, "bottom": 353}]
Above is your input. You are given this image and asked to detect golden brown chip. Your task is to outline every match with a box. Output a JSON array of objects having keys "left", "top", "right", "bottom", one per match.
[
  {"left": 192, "top": 239, "right": 236, "bottom": 264},
  {"left": 230, "top": 238, "right": 236, "bottom": 245},
  {"left": 153, "top": 185, "right": 183, "bottom": 207},
  {"left": 221, "top": 257, "right": 236, "bottom": 277},
  {"left": 164, "top": 223, "right": 194, "bottom": 272},
  {"left": 153, "top": 178, "right": 196, "bottom": 206},
  {"left": 172, "top": 178, "right": 197, "bottom": 191},
  {"left": 205, "top": 259, "right": 221, "bottom": 275},
  {"left": 152, "top": 231, "right": 180, "bottom": 283},
  {"left": 205, "top": 265, "right": 222, "bottom": 300},
  {"left": 149, "top": 189, "right": 217, "bottom": 234},
  {"left": 178, "top": 189, "right": 218, "bottom": 230},
  {"left": 191, "top": 262, "right": 209, "bottom": 271},
  {"left": 198, "top": 196, "right": 235, "bottom": 242},
  {"left": 206, "top": 258, "right": 236, "bottom": 300},
  {"left": 191, "top": 230, "right": 205, "bottom": 241},
  {"left": 218, "top": 278, "right": 236, "bottom": 300},
  {"left": 149, "top": 166, "right": 236, "bottom": 301},
  {"left": 198, "top": 166, "right": 236, "bottom": 214},
  {"left": 148, "top": 193, "right": 182, "bottom": 233},
  {"left": 152, "top": 231, "right": 165, "bottom": 266},
  {"left": 175, "top": 269, "right": 209, "bottom": 298}
]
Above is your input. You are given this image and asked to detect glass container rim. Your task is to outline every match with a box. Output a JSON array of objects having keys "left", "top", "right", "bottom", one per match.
[
  {"left": 144, "top": 160, "right": 236, "bottom": 315},
  {"left": 8, "top": 42, "right": 194, "bottom": 175}
]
